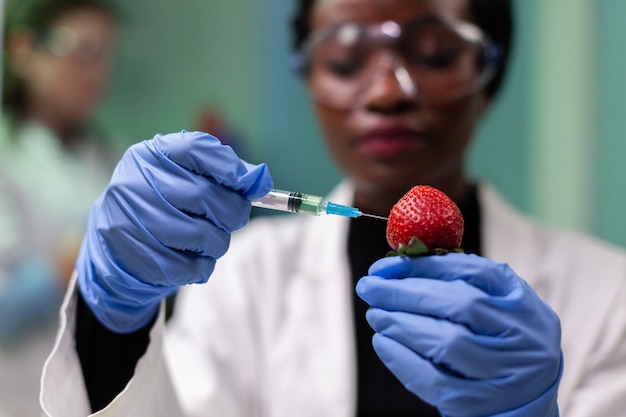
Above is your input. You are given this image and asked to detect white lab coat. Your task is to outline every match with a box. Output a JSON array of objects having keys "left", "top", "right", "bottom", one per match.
[{"left": 40, "top": 182, "right": 626, "bottom": 417}]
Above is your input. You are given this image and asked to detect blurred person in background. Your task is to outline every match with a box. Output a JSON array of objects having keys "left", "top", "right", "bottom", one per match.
[{"left": 0, "top": 0, "right": 120, "bottom": 415}]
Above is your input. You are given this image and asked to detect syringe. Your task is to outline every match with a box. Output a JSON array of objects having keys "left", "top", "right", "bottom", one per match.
[{"left": 251, "top": 189, "right": 388, "bottom": 220}]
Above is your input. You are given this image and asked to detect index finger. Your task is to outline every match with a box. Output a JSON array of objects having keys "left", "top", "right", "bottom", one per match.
[
  {"left": 152, "top": 130, "right": 272, "bottom": 199},
  {"left": 368, "top": 253, "right": 518, "bottom": 296}
]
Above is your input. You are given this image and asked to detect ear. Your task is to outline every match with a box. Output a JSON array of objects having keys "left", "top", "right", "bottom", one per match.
[{"left": 5, "top": 26, "right": 37, "bottom": 77}]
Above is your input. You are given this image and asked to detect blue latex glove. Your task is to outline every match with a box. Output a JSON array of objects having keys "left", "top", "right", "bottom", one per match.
[
  {"left": 77, "top": 131, "right": 272, "bottom": 333},
  {"left": 356, "top": 253, "right": 562, "bottom": 417}
]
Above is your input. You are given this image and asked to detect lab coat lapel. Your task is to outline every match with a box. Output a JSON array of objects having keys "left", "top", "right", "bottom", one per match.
[
  {"left": 271, "top": 183, "right": 357, "bottom": 417},
  {"left": 480, "top": 184, "right": 542, "bottom": 287}
]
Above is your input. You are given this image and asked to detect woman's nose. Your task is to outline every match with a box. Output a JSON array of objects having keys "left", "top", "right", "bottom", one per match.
[{"left": 357, "top": 51, "right": 419, "bottom": 111}]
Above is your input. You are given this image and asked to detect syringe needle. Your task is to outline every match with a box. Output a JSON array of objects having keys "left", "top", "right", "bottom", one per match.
[{"left": 359, "top": 212, "right": 388, "bottom": 221}]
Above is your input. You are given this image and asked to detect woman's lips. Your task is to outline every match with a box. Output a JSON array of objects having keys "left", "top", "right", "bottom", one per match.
[{"left": 357, "top": 127, "right": 431, "bottom": 158}]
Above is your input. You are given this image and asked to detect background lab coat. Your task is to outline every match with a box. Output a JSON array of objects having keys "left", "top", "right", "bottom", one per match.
[
  {"left": 0, "top": 119, "right": 114, "bottom": 417},
  {"left": 40, "top": 182, "right": 626, "bottom": 417}
]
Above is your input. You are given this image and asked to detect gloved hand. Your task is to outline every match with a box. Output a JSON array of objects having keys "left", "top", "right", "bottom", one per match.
[
  {"left": 356, "top": 253, "right": 562, "bottom": 417},
  {"left": 77, "top": 131, "right": 272, "bottom": 333}
]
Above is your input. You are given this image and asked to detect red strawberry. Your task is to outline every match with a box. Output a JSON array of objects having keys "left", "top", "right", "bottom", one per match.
[{"left": 386, "top": 185, "right": 464, "bottom": 256}]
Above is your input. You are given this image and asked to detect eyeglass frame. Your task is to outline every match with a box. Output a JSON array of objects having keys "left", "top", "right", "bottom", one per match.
[
  {"left": 34, "top": 25, "right": 114, "bottom": 66},
  {"left": 291, "top": 16, "right": 503, "bottom": 105}
]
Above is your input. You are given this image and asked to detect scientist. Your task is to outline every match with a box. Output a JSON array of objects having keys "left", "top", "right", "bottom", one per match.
[{"left": 41, "top": 0, "right": 626, "bottom": 416}]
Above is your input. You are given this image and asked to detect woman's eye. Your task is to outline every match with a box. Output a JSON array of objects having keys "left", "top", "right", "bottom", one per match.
[
  {"left": 417, "top": 49, "right": 459, "bottom": 69},
  {"left": 325, "top": 58, "right": 363, "bottom": 77}
]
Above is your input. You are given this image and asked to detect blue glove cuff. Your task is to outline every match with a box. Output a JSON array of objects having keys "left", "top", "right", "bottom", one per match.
[{"left": 77, "top": 250, "right": 173, "bottom": 334}]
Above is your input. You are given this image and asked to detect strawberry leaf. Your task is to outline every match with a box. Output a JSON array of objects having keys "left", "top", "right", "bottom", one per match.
[
  {"left": 431, "top": 248, "right": 446, "bottom": 255},
  {"left": 386, "top": 242, "right": 465, "bottom": 258},
  {"left": 396, "top": 237, "right": 429, "bottom": 256}
]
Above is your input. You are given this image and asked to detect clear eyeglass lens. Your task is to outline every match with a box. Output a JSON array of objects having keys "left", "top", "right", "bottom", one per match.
[
  {"left": 305, "top": 19, "right": 497, "bottom": 108},
  {"left": 40, "top": 26, "right": 112, "bottom": 65}
]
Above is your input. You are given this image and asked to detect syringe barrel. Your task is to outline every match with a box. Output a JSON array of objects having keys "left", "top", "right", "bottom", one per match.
[{"left": 251, "top": 189, "right": 324, "bottom": 216}]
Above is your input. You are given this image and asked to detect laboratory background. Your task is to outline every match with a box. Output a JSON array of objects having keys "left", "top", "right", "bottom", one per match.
[{"left": 9, "top": 0, "right": 626, "bottom": 248}]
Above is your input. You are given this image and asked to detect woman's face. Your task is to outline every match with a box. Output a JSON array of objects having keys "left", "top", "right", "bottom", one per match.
[
  {"left": 307, "top": 0, "right": 489, "bottom": 211},
  {"left": 11, "top": 7, "right": 118, "bottom": 127}
]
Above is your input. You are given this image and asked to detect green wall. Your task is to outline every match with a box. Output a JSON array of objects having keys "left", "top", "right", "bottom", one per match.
[
  {"left": 594, "top": 0, "right": 626, "bottom": 247},
  {"left": 98, "top": 0, "right": 626, "bottom": 248},
  {"left": 98, "top": 0, "right": 259, "bottom": 153}
]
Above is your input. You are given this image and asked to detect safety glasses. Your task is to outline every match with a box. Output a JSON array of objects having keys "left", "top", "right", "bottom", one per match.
[
  {"left": 35, "top": 26, "right": 113, "bottom": 66},
  {"left": 293, "top": 17, "right": 502, "bottom": 109}
]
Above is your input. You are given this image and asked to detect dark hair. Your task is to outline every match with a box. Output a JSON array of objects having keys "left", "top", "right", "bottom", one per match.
[
  {"left": 2, "top": 0, "right": 121, "bottom": 118},
  {"left": 291, "top": 0, "right": 514, "bottom": 100}
]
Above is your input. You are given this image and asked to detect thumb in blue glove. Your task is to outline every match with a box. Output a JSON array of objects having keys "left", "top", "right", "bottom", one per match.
[
  {"left": 356, "top": 253, "right": 562, "bottom": 417},
  {"left": 78, "top": 130, "right": 273, "bottom": 333}
]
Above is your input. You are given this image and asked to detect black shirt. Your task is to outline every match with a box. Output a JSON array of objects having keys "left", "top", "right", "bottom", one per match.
[{"left": 76, "top": 185, "right": 482, "bottom": 414}]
